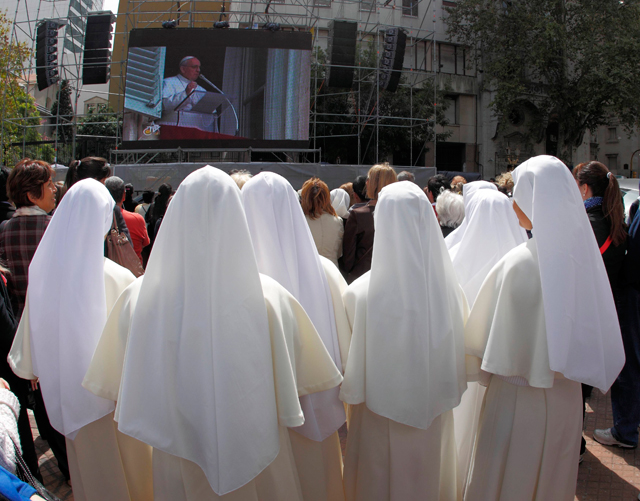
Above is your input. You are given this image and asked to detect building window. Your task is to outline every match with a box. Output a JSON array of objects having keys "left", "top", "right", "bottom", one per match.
[
  {"left": 314, "top": 0, "right": 331, "bottom": 6},
  {"left": 443, "top": 95, "right": 459, "bottom": 125},
  {"left": 402, "top": 0, "right": 418, "bottom": 17},
  {"left": 607, "top": 154, "right": 618, "bottom": 171},
  {"left": 443, "top": 0, "right": 456, "bottom": 5},
  {"left": 439, "top": 44, "right": 456, "bottom": 73},
  {"left": 85, "top": 102, "right": 109, "bottom": 115},
  {"left": 360, "top": 0, "right": 374, "bottom": 11},
  {"left": 438, "top": 44, "right": 472, "bottom": 75},
  {"left": 607, "top": 127, "right": 618, "bottom": 143}
]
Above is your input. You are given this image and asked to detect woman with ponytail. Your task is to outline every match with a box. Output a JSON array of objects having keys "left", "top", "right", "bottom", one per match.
[
  {"left": 574, "top": 161, "right": 640, "bottom": 451},
  {"left": 574, "top": 162, "right": 627, "bottom": 286}
]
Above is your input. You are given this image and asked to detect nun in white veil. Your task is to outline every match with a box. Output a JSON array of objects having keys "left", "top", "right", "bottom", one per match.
[
  {"left": 7, "top": 178, "right": 147, "bottom": 501},
  {"left": 242, "top": 172, "right": 350, "bottom": 501},
  {"left": 109, "top": 166, "right": 342, "bottom": 501},
  {"left": 339, "top": 181, "right": 467, "bottom": 501},
  {"left": 464, "top": 156, "right": 625, "bottom": 501},
  {"left": 446, "top": 181, "right": 527, "bottom": 494},
  {"left": 331, "top": 188, "right": 351, "bottom": 218}
]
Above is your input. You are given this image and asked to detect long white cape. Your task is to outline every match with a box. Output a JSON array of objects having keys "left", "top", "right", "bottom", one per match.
[
  {"left": 116, "top": 166, "right": 283, "bottom": 496},
  {"left": 242, "top": 172, "right": 345, "bottom": 442},
  {"left": 511, "top": 155, "right": 624, "bottom": 391},
  {"left": 340, "top": 181, "right": 467, "bottom": 430},
  {"left": 447, "top": 181, "right": 527, "bottom": 307},
  {"left": 26, "top": 178, "right": 116, "bottom": 438}
]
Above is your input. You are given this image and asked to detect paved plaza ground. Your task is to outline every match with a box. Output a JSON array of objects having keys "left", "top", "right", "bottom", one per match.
[{"left": 30, "top": 386, "right": 640, "bottom": 501}]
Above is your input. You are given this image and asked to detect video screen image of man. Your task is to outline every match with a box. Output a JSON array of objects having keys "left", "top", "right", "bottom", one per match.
[{"left": 159, "top": 56, "right": 220, "bottom": 133}]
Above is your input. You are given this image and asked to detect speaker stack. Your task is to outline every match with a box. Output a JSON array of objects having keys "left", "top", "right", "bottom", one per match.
[
  {"left": 327, "top": 20, "right": 357, "bottom": 88},
  {"left": 378, "top": 27, "right": 406, "bottom": 93},
  {"left": 36, "top": 21, "right": 61, "bottom": 91},
  {"left": 83, "top": 13, "right": 115, "bottom": 85}
]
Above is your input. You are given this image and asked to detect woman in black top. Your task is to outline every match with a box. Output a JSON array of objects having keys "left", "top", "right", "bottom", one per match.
[
  {"left": 574, "top": 161, "right": 639, "bottom": 451},
  {"left": 0, "top": 264, "right": 41, "bottom": 481}
]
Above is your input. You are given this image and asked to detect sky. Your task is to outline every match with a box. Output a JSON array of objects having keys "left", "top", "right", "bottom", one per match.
[{"left": 103, "top": 0, "right": 119, "bottom": 14}]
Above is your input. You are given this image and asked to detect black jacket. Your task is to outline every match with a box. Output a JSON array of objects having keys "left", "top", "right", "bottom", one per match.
[{"left": 586, "top": 204, "right": 626, "bottom": 292}]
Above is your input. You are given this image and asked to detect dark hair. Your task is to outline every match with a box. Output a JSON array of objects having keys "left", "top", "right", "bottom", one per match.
[
  {"left": 125, "top": 184, "right": 134, "bottom": 199},
  {"left": 152, "top": 183, "right": 173, "bottom": 220},
  {"left": 352, "top": 175, "right": 368, "bottom": 201},
  {"left": 0, "top": 166, "right": 11, "bottom": 202},
  {"left": 142, "top": 190, "right": 154, "bottom": 204},
  {"left": 397, "top": 171, "right": 415, "bottom": 183},
  {"left": 573, "top": 161, "right": 626, "bottom": 246},
  {"left": 300, "top": 177, "right": 337, "bottom": 219},
  {"left": 426, "top": 174, "right": 450, "bottom": 202},
  {"left": 7, "top": 158, "right": 55, "bottom": 208},
  {"left": 65, "top": 157, "right": 111, "bottom": 189}
]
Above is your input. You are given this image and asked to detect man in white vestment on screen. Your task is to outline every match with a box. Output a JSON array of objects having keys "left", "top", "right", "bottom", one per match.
[{"left": 159, "top": 56, "right": 218, "bottom": 132}]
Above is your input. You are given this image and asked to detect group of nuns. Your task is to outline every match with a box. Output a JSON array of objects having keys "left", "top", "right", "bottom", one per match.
[{"left": 7, "top": 155, "right": 623, "bottom": 501}]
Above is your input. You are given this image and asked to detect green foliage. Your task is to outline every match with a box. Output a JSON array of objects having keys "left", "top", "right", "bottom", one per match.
[
  {"left": 50, "top": 80, "right": 74, "bottom": 144},
  {"left": 311, "top": 45, "right": 451, "bottom": 166},
  {"left": 445, "top": 0, "right": 640, "bottom": 164},
  {"left": 75, "top": 105, "right": 120, "bottom": 159},
  {"left": 0, "top": 12, "right": 47, "bottom": 164}
]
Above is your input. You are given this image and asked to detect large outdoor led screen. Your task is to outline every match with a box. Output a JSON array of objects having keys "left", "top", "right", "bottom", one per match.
[{"left": 121, "top": 28, "right": 312, "bottom": 149}]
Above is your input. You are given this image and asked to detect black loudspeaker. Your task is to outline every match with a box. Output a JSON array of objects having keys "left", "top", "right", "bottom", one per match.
[
  {"left": 378, "top": 27, "right": 406, "bottom": 93},
  {"left": 327, "top": 20, "right": 357, "bottom": 88},
  {"left": 83, "top": 14, "right": 115, "bottom": 85},
  {"left": 36, "top": 21, "right": 60, "bottom": 91}
]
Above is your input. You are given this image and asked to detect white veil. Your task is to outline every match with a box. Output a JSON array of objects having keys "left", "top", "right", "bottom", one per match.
[
  {"left": 330, "top": 188, "right": 350, "bottom": 217},
  {"left": 512, "top": 155, "right": 624, "bottom": 391},
  {"left": 242, "top": 172, "right": 346, "bottom": 442},
  {"left": 27, "top": 178, "right": 116, "bottom": 438},
  {"left": 341, "top": 181, "right": 467, "bottom": 429},
  {"left": 448, "top": 182, "right": 527, "bottom": 306},
  {"left": 116, "top": 166, "right": 282, "bottom": 495}
]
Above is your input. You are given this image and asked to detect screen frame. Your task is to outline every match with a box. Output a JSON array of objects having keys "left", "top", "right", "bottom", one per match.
[{"left": 120, "top": 28, "right": 313, "bottom": 150}]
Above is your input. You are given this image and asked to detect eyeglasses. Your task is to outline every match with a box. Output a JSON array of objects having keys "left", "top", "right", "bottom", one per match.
[{"left": 185, "top": 65, "right": 201, "bottom": 69}]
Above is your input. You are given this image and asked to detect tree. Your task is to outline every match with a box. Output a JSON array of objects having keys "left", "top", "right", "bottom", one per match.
[
  {"left": 311, "top": 45, "right": 451, "bottom": 166},
  {"left": 75, "top": 105, "right": 120, "bottom": 159},
  {"left": 0, "top": 12, "right": 44, "bottom": 165},
  {"left": 445, "top": 0, "right": 640, "bottom": 164},
  {"left": 50, "top": 79, "right": 74, "bottom": 144}
]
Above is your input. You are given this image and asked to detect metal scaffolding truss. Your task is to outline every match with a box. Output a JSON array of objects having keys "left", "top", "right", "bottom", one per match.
[{"left": 1, "top": 0, "right": 442, "bottom": 166}]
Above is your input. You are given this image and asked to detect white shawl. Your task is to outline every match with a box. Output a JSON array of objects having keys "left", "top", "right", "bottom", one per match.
[
  {"left": 26, "top": 178, "right": 116, "bottom": 438},
  {"left": 512, "top": 155, "right": 624, "bottom": 391},
  {"left": 330, "top": 188, "right": 350, "bottom": 217},
  {"left": 242, "top": 172, "right": 345, "bottom": 442},
  {"left": 116, "top": 166, "right": 284, "bottom": 495},
  {"left": 340, "top": 181, "right": 467, "bottom": 429},
  {"left": 447, "top": 182, "right": 527, "bottom": 307}
]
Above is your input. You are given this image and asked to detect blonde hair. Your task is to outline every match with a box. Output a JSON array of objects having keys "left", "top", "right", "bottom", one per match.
[
  {"left": 366, "top": 163, "right": 397, "bottom": 200},
  {"left": 230, "top": 170, "right": 253, "bottom": 190}
]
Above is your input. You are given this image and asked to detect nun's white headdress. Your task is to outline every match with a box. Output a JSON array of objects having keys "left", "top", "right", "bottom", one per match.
[
  {"left": 330, "top": 188, "right": 350, "bottom": 217},
  {"left": 512, "top": 155, "right": 624, "bottom": 391},
  {"left": 242, "top": 172, "right": 346, "bottom": 442},
  {"left": 340, "top": 181, "right": 467, "bottom": 430},
  {"left": 447, "top": 181, "right": 527, "bottom": 306},
  {"left": 27, "top": 178, "right": 116, "bottom": 438},
  {"left": 117, "top": 166, "right": 287, "bottom": 495}
]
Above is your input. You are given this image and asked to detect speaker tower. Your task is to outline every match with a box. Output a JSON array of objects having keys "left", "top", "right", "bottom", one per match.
[{"left": 327, "top": 21, "right": 357, "bottom": 88}]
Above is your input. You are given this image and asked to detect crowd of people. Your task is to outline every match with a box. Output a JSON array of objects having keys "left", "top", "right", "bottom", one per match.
[{"left": 0, "top": 154, "right": 635, "bottom": 501}]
